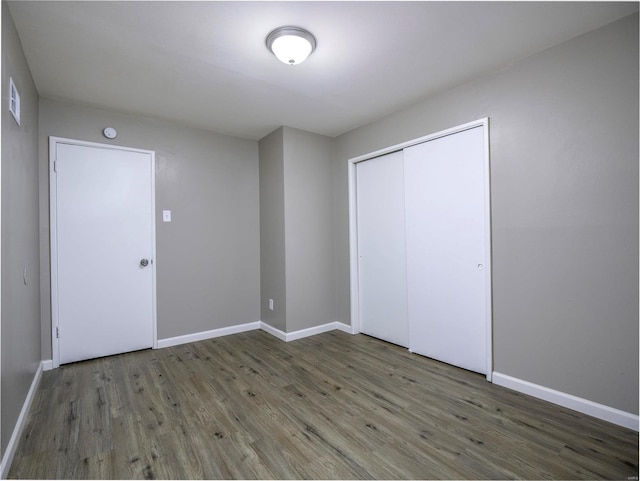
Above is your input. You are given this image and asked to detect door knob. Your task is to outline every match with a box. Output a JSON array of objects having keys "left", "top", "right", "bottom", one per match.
[{"left": 140, "top": 258, "right": 149, "bottom": 267}]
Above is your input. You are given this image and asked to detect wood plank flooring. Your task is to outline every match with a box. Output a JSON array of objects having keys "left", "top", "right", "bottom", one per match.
[{"left": 8, "top": 330, "right": 639, "bottom": 479}]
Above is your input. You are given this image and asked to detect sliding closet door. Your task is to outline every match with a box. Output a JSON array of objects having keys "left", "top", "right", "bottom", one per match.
[
  {"left": 404, "top": 126, "right": 488, "bottom": 374},
  {"left": 356, "top": 151, "right": 409, "bottom": 347}
]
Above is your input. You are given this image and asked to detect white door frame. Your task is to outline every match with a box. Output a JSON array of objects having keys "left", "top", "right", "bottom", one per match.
[
  {"left": 347, "top": 118, "right": 493, "bottom": 381},
  {"left": 49, "top": 136, "right": 158, "bottom": 369}
]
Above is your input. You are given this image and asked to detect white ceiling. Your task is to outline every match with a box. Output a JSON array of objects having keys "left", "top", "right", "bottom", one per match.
[{"left": 7, "top": 1, "right": 638, "bottom": 140}]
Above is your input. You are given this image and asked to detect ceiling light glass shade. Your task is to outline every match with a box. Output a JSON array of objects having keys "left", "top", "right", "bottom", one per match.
[{"left": 266, "top": 26, "right": 316, "bottom": 65}]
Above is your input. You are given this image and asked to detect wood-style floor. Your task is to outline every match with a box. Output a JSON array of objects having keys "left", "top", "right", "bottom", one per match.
[{"left": 8, "top": 330, "right": 639, "bottom": 479}]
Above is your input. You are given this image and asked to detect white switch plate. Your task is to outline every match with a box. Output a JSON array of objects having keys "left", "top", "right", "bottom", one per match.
[
  {"left": 269, "top": 299, "right": 274, "bottom": 311},
  {"left": 163, "top": 210, "right": 172, "bottom": 222}
]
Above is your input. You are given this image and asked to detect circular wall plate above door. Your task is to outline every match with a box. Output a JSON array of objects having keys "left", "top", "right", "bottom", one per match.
[{"left": 103, "top": 127, "right": 117, "bottom": 139}]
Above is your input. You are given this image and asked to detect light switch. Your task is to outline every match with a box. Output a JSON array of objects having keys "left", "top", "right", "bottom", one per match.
[{"left": 163, "top": 210, "right": 172, "bottom": 222}]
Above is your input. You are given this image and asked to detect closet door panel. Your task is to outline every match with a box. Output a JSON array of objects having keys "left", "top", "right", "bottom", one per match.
[
  {"left": 356, "top": 151, "right": 409, "bottom": 347},
  {"left": 404, "top": 127, "right": 487, "bottom": 374}
]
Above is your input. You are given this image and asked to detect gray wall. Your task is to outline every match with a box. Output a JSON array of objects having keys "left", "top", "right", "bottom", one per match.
[
  {"left": 259, "top": 128, "right": 287, "bottom": 331},
  {"left": 283, "top": 127, "right": 336, "bottom": 331},
  {"left": 38, "top": 98, "right": 260, "bottom": 353},
  {"left": 333, "top": 14, "right": 639, "bottom": 414},
  {"left": 1, "top": 1, "right": 41, "bottom": 457},
  {"left": 258, "top": 127, "right": 336, "bottom": 332}
]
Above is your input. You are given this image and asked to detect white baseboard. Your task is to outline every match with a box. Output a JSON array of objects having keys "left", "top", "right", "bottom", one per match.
[
  {"left": 260, "top": 321, "right": 353, "bottom": 342},
  {"left": 335, "top": 322, "right": 354, "bottom": 334},
  {"left": 492, "top": 372, "right": 639, "bottom": 432},
  {"left": 280, "top": 321, "right": 341, "bottom": 342},
  {"left": 41, "top": 359, "right": 53, "bottom": 371},
  {"left": 150, "top": 319, "right": 355, "bottom": 350},
  {"left": 156, "top": 321, "right": 261, "bottom": 349},
  {"left": 1, "top": 361, "right": 45, "bottom": 479},
  {"left": 259, "top": 322, "right": 287, "bottom": 341}
]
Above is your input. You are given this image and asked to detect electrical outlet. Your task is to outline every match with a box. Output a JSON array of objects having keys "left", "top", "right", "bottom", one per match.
[{"left": 269, "top": 299, "right": 274, "bottom": 311}]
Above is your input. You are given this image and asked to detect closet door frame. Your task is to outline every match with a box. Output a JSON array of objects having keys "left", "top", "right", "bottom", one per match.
[{"left": 348, "top": 118, "right": 493, "bottom": 381}]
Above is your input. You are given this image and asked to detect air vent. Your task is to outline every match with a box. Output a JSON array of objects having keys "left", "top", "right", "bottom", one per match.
[{"left": 9, "top": 77, "right": 20, "bottom": 126}]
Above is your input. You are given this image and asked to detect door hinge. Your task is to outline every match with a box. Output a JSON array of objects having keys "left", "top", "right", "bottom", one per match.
[{"left": 56, "top": 326, "right": 60, "bottom": 338}]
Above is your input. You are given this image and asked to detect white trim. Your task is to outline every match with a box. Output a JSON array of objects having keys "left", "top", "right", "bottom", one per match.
[
  {"left": 41, "top": 360, "right": 53, "bottom": 371},
  {"left": 0, "top": 361, "right": 44, "bottom": 479},
  {"left": 348, "top": 118, "right": 489, "bottom": 165},
  {"left": 150, "top": 149, "right": 158, "bottom": 350},
  {"left": 348, "top": 162, "right": 361, "bottom": 335},
  {"left": 482, "top": 118, "right": 493, "bottom": 381},
  {"left": 335, "top": 322, "right": 354, "bottom": 334},
  {"left": 283, "top": 322, "right": 341, "bottom": 342},
  {"left": 260, "top": 321, "right": 354, "bottom": 342},
  {"left": 158, "top": 321, "right": 353, "bottom": 347},
  {"left": 493, "top": 372, "right": 639, "bottom": 432},
  {"left": 259, "top": 322, "right": 288, "bottom": 341},
  {"left": 348, "top": 118, "right": 493, "bottom": 381},
  {"left": 49, "top": 137, "right": 59, "bottom": 367},
  {"left": 283, "top": 322, "right": 336, "bottom": 342},
  {"left": 49, "top": 137, "right": 157, "bottom": 368},
  {"left": 156, "top": 321, "right": 261, "bottom": 349}
]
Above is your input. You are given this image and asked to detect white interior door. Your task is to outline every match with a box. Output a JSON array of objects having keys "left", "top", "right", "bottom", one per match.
[
  {"left": 404, "top": 126, "right": 488, "bottom": 374},
  {"left": 52, "top": 140, "right": 155, "bottom": 365},
  {"left": 356, "top": 151, "right": 409, "bottom": 347}
]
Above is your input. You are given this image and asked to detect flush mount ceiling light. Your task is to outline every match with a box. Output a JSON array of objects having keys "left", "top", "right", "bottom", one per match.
[{"left": 266, "top": 26, "right": 316, "bottom": 65}]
